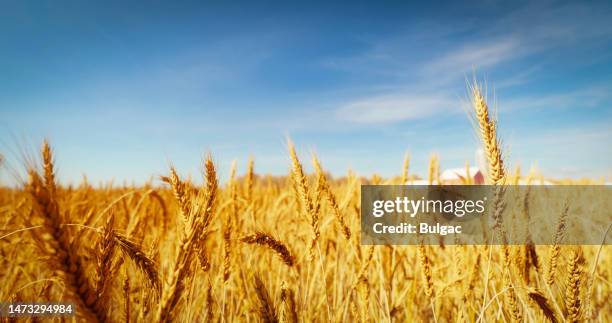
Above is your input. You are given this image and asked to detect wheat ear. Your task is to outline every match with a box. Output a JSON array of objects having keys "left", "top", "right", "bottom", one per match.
[
  {"left": 95, "top": 211, "right": 116, "bottom": 308},
  {"left": 401, "top": 152, "right": 410, "bottom": 184},
  {"left": 564, "top": 249, "right": 583, "bottom": 323},
  {"left": 288, "top": 140, "right": 319, "bottom": 259},
  {"left": 546, "top": 203, "right": 569, "bottom": 285},
  {"left": 158, "top": 156, "right": 218, "bottom": 322},
  {"left": 246, "top": 156, "right": 255, "bottom": 205},
  {"left": 223, "top": 161, "right": 238, "bottom": 283},
  {"left": 471, "top": 82, "right": 505, "bottom": 184},
  {"left": 312, "top": 155, "right": 351, "bottom": 240},
  {"left": 418, "top": 243, "right": 434, "bottom": 298},
  {"left": 29, "top": 141, "right": 103, "bottom": 322},
  {"left": 506, "top": 284, "right": 523, "bottom": 323},
  {"left": 241, "top": 232, "right": 295, "bottom": 267},
  {"left": 280, "top": 281, "right": 298, "bottom": 323},
  {"left": 113, "top": 233, "right": 161, "bottom": 298},
  {"left": 253, "top": 275, "right": 279, "bottom": 323},
  {"left": 527, "top": 288, "right": 558, "bottom": 323},
  {"left": 165, "top": 167, "right": 190, "bottom": 223}
]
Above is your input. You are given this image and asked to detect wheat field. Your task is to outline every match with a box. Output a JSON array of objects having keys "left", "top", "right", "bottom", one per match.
[{"left": 0, "top": 85, "right": 610, "bottom": 322}]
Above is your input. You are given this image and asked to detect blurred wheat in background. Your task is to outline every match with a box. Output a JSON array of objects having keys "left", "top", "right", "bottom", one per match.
[{"left": 0, "top": 84, "right": 610, "bottom": 322}]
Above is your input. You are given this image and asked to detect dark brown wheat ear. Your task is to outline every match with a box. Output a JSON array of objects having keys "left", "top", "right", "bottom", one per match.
[
  {"left": 527, "top": 288, "right": 558, "bottom": 323},
  {"left": 241, "top": 231, "right": 295, "bottom": 267},
  {"left": 253, "top": 274, "right": 279, "bottom": 323}
]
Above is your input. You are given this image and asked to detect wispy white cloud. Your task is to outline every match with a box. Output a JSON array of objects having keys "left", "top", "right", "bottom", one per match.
[
  {"left": 421, "top": 37, "right": 521, "bottom": 80},
  {"left": 331, "top": 1, "right": 612, "bottom": 125},
  {"left": 335, "top": 94, "right": 455, "bottom": 124},
  {"left": 501, "top": 85, "right": 612, "bottom": 112}
]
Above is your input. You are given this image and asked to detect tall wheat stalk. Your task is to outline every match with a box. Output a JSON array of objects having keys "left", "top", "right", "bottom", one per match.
[
  {"left": 287, "top": 140, "right": 319, "bottom": 259},
  {"left": 157, "top": 156, "right": 218, "bottom": 322}
]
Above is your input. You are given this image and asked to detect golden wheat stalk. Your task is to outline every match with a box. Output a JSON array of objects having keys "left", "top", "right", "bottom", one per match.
[
  {"left": 312, "top": 161, "right": 324, "bottom": 222},
  {"left": 564, "top": 249, "right": 583, "bottom": 323},
  {"left": 158, "top": 156, "right": 218, "bottom": 322},
  {"left": 95, "top": 212, "right": 116, "bottom": 301},
  {"left": 546, "top": 202, "right": 569, "bottom": 285},
  {"left": 165, "top": 167, "right": 191, "bottom": 223},
  {"left": 464, "top": 160, "right": 472, "bottom": 184},
  {"left": 28, "top": 141, "right": 103, "bottom": 322},
  {"left": 196, "top": 156, "right": 218, "bottom": 271},
  {"left": 41, "top": 139, "right": 57, "bottom": 197},
  {"left": 471, "top": 82, "right": 505, "bottom": 184},
  {"left": 223, "top": 161, "right": 237, "bottom": 283},
  {"left": 506, "top": 284, "right": 523, "bottom": 323},
  {"left": 287, "top": 140, "right": 319, "bottom": 259},
  {"left": 246, "top": 156, "right": 255, "bottom": 205},
  {"left": 401, "top": 152, "right": 410, "bottom": 184},
  {"left": 312, "top": 154, "right": 351, "bottom": 240},
  {"left": 417, "top": 243, "right": 434, "bottom": 298}
]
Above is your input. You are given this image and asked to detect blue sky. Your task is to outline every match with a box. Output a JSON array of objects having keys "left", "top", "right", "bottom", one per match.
[{"left": 1, "top": 0, "right": 611, "bottom": 185}]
